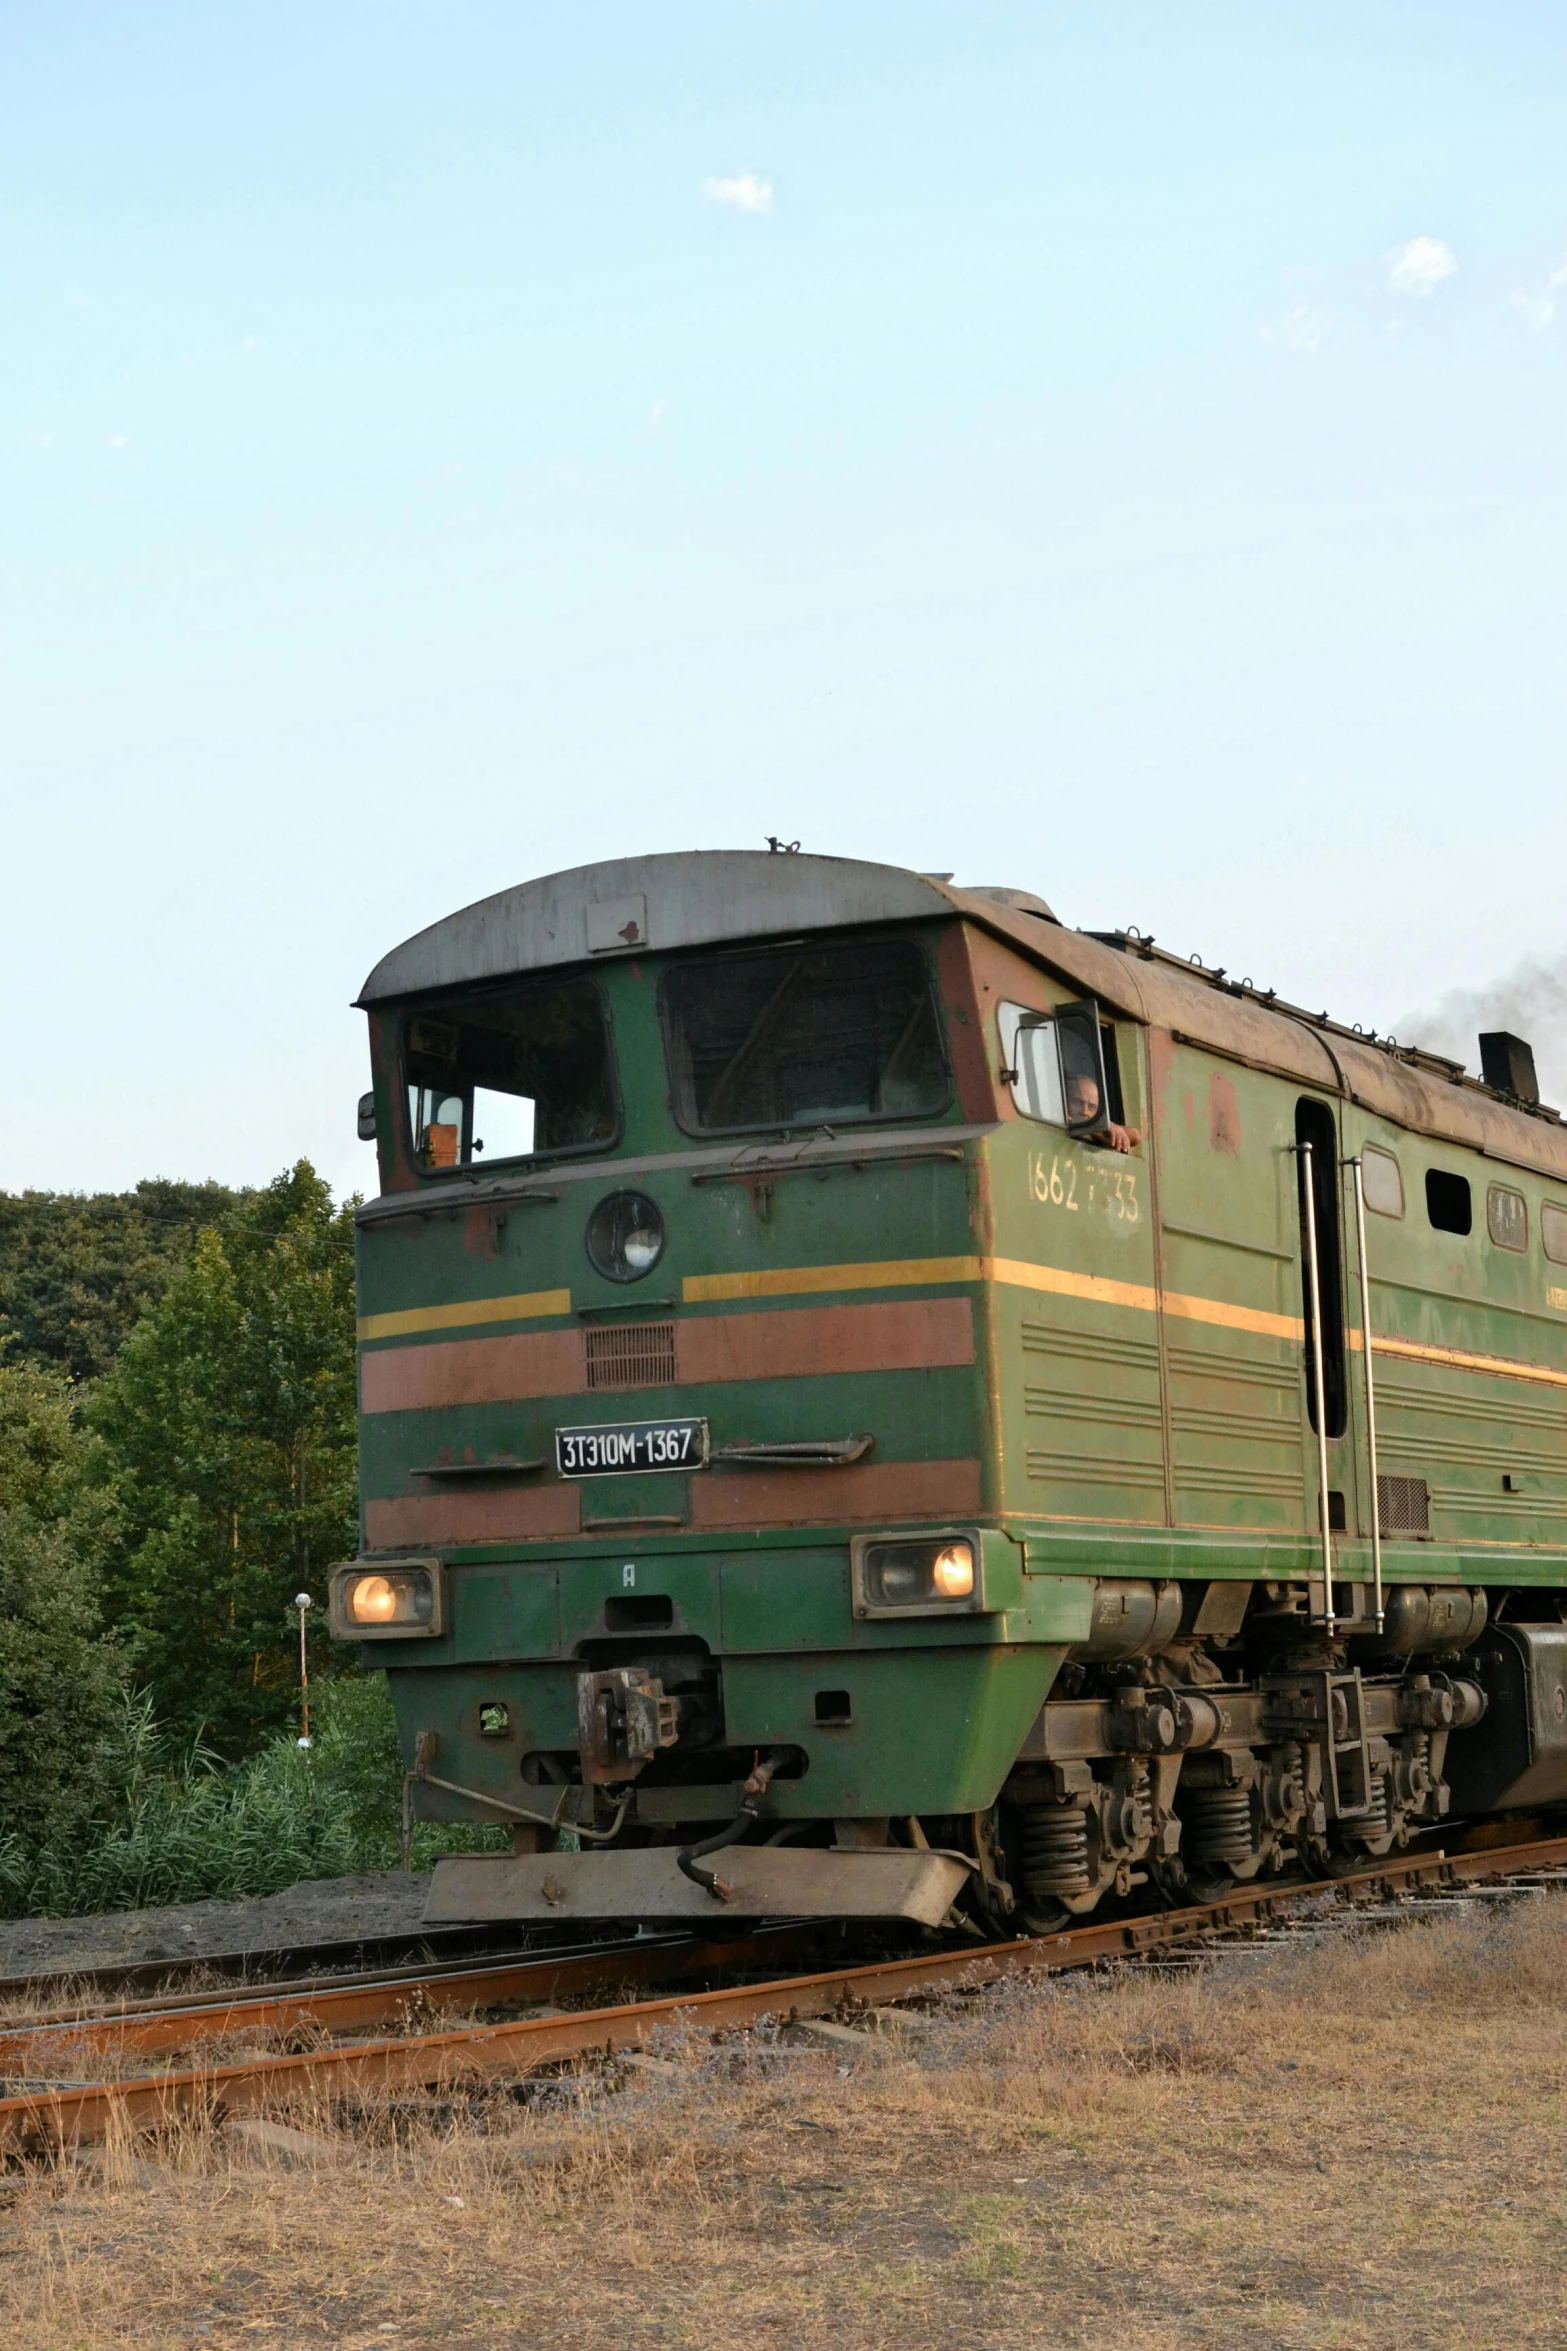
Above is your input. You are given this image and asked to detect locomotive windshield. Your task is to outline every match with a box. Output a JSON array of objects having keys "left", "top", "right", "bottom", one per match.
[
  {"left": 662, "top": 936, "right": 949, "bottom": 1135},
  {"left": 403, "top": 977, "right": 616, "bottom": 1172}
]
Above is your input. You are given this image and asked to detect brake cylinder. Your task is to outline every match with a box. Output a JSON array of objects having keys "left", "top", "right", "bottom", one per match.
[{"left": 1068, "top": 1580, "right": 1183, "bottom": 1663}]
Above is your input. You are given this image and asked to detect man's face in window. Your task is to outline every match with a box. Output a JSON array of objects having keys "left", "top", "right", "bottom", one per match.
[{"left": 1065, "top": 1071, "right": 1101, "bottom": 1126}]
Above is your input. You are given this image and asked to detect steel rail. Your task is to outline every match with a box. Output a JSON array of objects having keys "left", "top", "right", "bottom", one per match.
[
  {"left": 0, "top": 1922, "right": 825, "bottom": 2076},
  {"left": 5, "top": 1834, "right": 1567, "bottom": 2154},
  {"left": 0, "top": 1918, "right": 605, "bottom": 2007}
]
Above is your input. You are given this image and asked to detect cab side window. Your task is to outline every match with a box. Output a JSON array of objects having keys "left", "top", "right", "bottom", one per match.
[
  {"left": 1361, "top": 1146, "right": 1404, "bottom": 1218},
  {"left": 1425, "top": 1169, "right": 1473, "bottom": 1236},
  {"left": 999, "top": 1005, "right": 1130, "bottom": 1128},
  {"left": 999, "top": 1004, "right": 1065, "bottom": 1123},
  {"left": 1487, "top": 1185, "right": 1527, "bottom": 1252}
]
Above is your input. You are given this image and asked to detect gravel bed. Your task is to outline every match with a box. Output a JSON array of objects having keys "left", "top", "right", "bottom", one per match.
[{"left": 0, "top": 1870, "right": 434, "bottom": 1982}]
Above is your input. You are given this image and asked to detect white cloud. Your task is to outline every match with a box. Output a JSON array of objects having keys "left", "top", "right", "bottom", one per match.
[
  {"left": 107, "top": 433, "right": 130, "bottom": 449},
  {"left": 702, "top": 170, "right": 773, "bottom": 215},
  {"left": 1512, "top": 289, "right": 1556, "bottom": 332},
  {"left": 1386, "top": 236, "right": 1458, "bottom": 297},
  {"left": 1261, "top": 304, "right": 1328, "bottom": 353}
]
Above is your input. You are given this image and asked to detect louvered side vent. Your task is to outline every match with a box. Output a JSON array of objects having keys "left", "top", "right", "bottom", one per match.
[
  {"left": 584, "top": 1321, "right": 678, "bottom": 1392},
  {"left": 1377, "top": 1474, "right": 1430, "bottom": 1534}
]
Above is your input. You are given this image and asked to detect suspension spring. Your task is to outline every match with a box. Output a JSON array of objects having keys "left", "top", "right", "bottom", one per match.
[
  {"left": 1018, "top": 1804, "right": 1091, "bottom": 1897},
  {"left": 1354, "top": 1772, "right": 1393, "bottom": 1840},
  {"left": 1186, "top": 1785, "right": 1254, "bottom": 1866}
]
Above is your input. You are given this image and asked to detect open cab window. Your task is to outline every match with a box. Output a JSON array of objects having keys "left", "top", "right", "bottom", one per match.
[
  {"left": 999, "top": 1000, "right": 1129, "bottom": 1140},
  {"left": 661, "top": 937, "right": 949, "bottom": 1135},
  {"left": 999, "top": 1003, "right": 1065, "bottom": 1123},
  {"left": 402, "top": 978, "right": 617, "bottom": 1174}
]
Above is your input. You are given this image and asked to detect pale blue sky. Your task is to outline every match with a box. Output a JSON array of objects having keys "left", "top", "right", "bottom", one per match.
[{"left": 5, "top": 3, "right": 1565, "bottom": 1195}]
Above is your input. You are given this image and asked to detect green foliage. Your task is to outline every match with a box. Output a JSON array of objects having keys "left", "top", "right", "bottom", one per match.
[
  {"left": 0, "top": 1179, "right": 241, "bottom": 1385},
  {"left": 304, "top": 1672, "right": 509, "bottom": 1874},
  {"left": 0, "top": 1357, "right": 123, "bottom": 1847},
  {"left": 91, "top": 1163, "right": 359, "bottom": 1757},
  {"left": 0, "top": 1678, "right": 505, "bottom": 1918}
]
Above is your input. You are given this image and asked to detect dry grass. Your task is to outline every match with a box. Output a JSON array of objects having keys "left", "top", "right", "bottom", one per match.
[{"left": 3, "top": 1895, "right": 1566, "bottom": 2349}]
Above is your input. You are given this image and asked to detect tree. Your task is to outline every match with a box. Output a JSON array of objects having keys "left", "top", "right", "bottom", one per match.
[
  {"left": 0, "top": 1357, "right": 123, "bottom": 1846},
  {"left": 91, "top": 1164, "right": 358, "bottom": 1756},
  {"left": 0, "top": 1179, "right": 242, "bottom": 1385}
]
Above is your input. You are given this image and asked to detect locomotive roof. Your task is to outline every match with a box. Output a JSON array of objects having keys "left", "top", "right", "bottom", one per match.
[{"left": 359, "top": 849, "right": 1567, "bottom": 1184}]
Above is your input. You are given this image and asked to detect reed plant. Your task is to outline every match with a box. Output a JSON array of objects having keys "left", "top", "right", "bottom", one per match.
[{"left": 0, "top": 1676, "right": 502, "bottom": 1918}]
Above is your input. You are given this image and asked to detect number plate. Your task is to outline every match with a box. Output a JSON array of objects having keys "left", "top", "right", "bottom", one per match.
[{"left": 555, "top": 1417, "right": 709, "bottom": 1478}]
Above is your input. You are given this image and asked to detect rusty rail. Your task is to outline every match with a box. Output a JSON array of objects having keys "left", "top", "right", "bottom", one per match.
[
  {"left": 0, "top": 1921, "right": 824, "bottom": 2077},
  {"left": 5, "top": 1833, "right": 1567, "bottom": 2153}
]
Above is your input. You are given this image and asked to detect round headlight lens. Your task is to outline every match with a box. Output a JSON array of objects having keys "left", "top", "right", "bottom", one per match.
[
  {"left": 586, "top": 1190, "right": 666, "bottom": 1284},
  {"left": 344, "top": 1569, "right": 435, "bottom": 1628},
  {"left": 350, "top": 1574, "right": 398, "bottom": 1624},
  {"left": 930, "top": 1542, "right": 976, "bottom": 1599}
]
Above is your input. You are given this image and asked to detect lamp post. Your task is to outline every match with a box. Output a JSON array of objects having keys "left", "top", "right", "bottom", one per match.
[{"left": 294, "top": 1592, "right": 313, "bottom": 1749}]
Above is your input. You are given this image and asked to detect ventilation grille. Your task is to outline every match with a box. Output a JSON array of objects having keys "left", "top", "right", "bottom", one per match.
[
  {"left": 1377, "top": 1474, "right": 1430, "bottom": 1534},
  {"left": 584, "top": 1321, "right": 677, "bottom": 1392}
]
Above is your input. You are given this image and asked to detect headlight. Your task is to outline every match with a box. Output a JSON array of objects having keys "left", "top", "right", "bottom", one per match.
[
  {"left": 851, "top": 1534, "right": 983, "bottom": 1617},
  {"left": 586, "top": 1190, "right": 666, "bottom": 1283},
  {"left": 329, "top": 1557, "right": 444, "bottom": 1639}
]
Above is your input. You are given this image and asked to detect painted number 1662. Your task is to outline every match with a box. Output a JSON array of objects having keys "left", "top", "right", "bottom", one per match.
[{"left": 1030, "top": 1153, "right": 1139, "bottom": 1222}]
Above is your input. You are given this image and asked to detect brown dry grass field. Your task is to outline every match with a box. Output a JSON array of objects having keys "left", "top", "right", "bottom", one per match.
[{"left": 2, "top": 1895, "right": 1565, "bottom": 2350}]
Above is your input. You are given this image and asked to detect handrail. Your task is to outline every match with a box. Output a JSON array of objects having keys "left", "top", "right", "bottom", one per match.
[{"left": 1348, "top": 1155, "right": 1386, "bottom": 1632}]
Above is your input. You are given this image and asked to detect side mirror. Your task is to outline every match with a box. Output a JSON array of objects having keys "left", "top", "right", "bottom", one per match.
[
  {"left": 1054, "top": 1000, "right": 1109, "bottom": 1138},
  {"left": 357, "top": 1092, "right": 378, "bottom": 1142}
]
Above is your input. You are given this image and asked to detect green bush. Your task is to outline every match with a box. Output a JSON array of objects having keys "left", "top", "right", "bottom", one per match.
[{"left": 0, "top": 1677, "right": 505, "bottom": 1919}]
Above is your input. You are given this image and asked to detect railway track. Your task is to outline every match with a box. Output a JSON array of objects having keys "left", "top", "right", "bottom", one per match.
[
  {"left": 0, "top": 1917, "right": 604, "bottom": 2007},
  {"left": 4, "top": 1829, "right": 1567, "bottom": 2156}
]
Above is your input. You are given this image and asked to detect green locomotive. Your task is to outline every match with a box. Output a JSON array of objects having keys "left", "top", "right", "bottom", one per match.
[{"left": 333, "top": 850, "right": 1567, "bottom": 1930}]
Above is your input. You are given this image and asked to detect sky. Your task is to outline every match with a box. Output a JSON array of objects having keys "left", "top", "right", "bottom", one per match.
[{"left": 5, "top": 1, "right": 1566, "bottom": 1200}]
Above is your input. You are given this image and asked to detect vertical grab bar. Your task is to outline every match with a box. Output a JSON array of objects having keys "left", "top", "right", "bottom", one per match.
[
  {"left": 1298, "top": 1140, "right": 1337, "bottom": 1635},
  {"left": 1349, "top": 1155, "right": 1385, "bottom": 1633}
]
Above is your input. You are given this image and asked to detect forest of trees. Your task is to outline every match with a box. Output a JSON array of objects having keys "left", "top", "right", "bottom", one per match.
[{"left": 0, "top": 1165, "right": 455, "bottom": 1916}]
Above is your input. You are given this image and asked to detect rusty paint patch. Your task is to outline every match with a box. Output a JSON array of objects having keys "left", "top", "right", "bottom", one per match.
[
  {"left": 1146, "top": 1027, "right": 1177, "bottom": 1138},
  {"left": 463, "top": 1205, "right": 507, "bottom": 1259},
  {"left": 689, "top": 1455, "right": 981, "bottom": 1530},
  {"left": 362, "top": 1298, "right": 975, "bottom": 1416},
  {"left": 677, "top": 1297, "right": 974, "bottom": 1385},
  {"left": 361, "top": 1329, "right": 586, "bottom": 1415},
  {"left": 365, "top": 1485, "right": 582, "bottom": 1547},
  {"left": 1207, "top": 1070, "right": 1242, "bottom": 1156},
  {"left": 934, "top": 924, "right": 997, "bottom": 1123}
]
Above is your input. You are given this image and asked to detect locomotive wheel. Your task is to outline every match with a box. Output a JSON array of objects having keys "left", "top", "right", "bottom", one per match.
[
  {"left": 1176, "top": 1861, "right": 1235, "bottom": 1905},
  {"left": 1019, "top": 1897, "right": 1074, "bottom": 1936}
]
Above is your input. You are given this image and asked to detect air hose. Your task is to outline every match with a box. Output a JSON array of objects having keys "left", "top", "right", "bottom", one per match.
[{"left": 676, "top": 1749, "right": 789, "bottom": 1901}]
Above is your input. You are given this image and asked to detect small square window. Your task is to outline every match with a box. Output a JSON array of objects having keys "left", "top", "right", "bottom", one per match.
[
  {"left": 1543, "top": 1202, "right": 1567, "bottom": 1267},
  {"left": 1487, "top": 1185, "right": 1528, "bottom": 1252},
  {"left": 1425, "top": 1169, "right": 1472, "bottom": 1236},
  {"left": 999, "top": 1004, "right": 1065, "bottom": 1124},
  {"left": 1361, "top": 1146, "right": 1404, "bottom": 1218}
]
